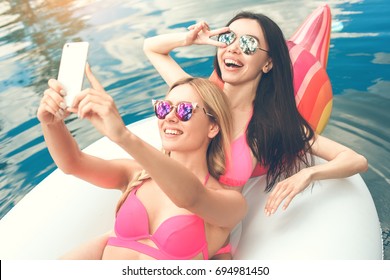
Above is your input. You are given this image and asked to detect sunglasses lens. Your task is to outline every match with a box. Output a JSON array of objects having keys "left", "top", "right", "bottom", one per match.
[
  {"left": 240, "top": 35, "right": 258, "bottom": 55},
  {"left": 218, "top": 32, "right": 236, "bottom": 45},
  {"left": 154, "top": 100, "right": 194, "bottom": 121},
  {"left": 155, "top": 101, "right": 172, "bottom": 119},
  {"left": 176, "top": 102, "right": 193, "bottom": 121}
]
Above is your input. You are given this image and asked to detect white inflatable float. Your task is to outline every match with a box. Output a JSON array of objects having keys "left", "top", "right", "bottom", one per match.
[
  {"left": 0, "top": 5, "right": 383, "bottom": 259},
  {"left": 0, "top": 117, "right": 383, "bottom": 260}
]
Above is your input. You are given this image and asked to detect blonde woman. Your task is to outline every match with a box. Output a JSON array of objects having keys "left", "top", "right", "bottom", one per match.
[{"left": 37, "top": 65, "right": 246, "bottom": 259}]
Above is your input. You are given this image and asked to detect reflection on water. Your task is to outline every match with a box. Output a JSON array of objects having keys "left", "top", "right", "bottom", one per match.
[
  {"left": 0, "top": 0, "right": 88, "bottom": 87},
  {"left": 0, "top": 0, "right": 92, "bottom": 215},
  {"left": 0, "top": 0, "right": 389, "bottom": 259}
]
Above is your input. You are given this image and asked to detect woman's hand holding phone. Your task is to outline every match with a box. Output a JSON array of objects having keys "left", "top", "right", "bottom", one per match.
[
  {"left": 37, "top": 79, "right": 69, "bottom": 125},
  {"left": 38, "top": 42, "right": 126, "bottom": 142},
  {"left": 71, "top": 64, "right": 127, "bottom": 143},
  {"left": 38, "top": 42, "right": 89, "bottom": 124}
]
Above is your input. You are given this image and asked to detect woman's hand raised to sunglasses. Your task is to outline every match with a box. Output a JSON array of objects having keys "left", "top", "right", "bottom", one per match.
[
  {"left": 186, "top": 21, "right": 230, "bottom": 48},
  {"left": 69, "top": 64, "right": 127, "bottom": 143}
]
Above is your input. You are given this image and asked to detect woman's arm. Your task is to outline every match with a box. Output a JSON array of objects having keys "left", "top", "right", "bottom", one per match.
[
  {"left": 143, "top": 22, "right": 228, "bottom": 86},
  {"left": 75, "top": 66, "right": 246, "bottom": 229},
  {"left": 306, "top": 134, "right": 368, "bottom": 178},
  {"left": 60, "top": 232, "right": 111, "bottom": 260},
  {"left": 264, "top": 134, "right": 368, "bottom": 215},
  {"left": 37, "top": 77, "right": 139, "bottom": 191},
  {"left": 115, "top": 130, "right": 247, "bottom": 229}
]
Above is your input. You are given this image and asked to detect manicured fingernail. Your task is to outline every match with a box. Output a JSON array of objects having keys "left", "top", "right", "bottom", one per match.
[
  {"left": 59, "top": 102, "right": 66, "bottom": 109},
  {"left": 60, "top": 89, "right": 67, "bottom": 96}
]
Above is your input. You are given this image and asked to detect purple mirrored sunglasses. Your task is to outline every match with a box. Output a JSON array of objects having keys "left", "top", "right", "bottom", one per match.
[{"left": 152, "top": 99, "right": 214, "bottom": 121}]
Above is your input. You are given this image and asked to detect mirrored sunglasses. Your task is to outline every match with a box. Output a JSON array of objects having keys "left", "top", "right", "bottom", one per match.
[
  {"left": 152, "top": 99, "right": 214, "bottom": 122},
  {"left": 218, "top": 31, "right": 269, "bottom": 55}
]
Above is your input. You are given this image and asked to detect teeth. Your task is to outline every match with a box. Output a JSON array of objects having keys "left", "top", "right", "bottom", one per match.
[
  {"left": 165, "top": 129, "right": 182, "bottom": 135},
  {"left": 224, "top": 59, "right": 242, "bottom": 67}
]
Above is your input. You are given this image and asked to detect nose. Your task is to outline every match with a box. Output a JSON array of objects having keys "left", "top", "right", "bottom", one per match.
[
  {"left": 164, "top": 108, "right": 179, "bottom": 123},
  {"left": 226, "top": 39, "right": 241, "bottom": 54}
]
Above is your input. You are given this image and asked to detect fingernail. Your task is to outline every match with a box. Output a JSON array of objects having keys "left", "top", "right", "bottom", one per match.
[
  {"left": 60, "top": 89, "right": 67, "bottom": 96},
  {"left": 271, "top": 209, "right": 275, "bottom": 214},
  {"left": 59, "top": 102, "right": 67, "bottom": 109}
]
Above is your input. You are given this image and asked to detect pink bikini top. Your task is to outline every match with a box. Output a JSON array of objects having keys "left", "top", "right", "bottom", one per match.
[
  {"left": 219, "top": 132, "right": 254, "bottom": 187},
  {"left": 107, "top": 181, "right": 209, "bottom": 260},
  {"left": 219, "top": 114, "right": 267, "bottom": 187},
  {"left": 210, "top": 75, "right": 267, "bottom": 187}
]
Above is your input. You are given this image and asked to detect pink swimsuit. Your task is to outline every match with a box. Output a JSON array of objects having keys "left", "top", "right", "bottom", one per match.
[
  {"left": 219, "top": 132, "right": 255, "bottom": 187},
  {"left": 210, "top": 73, "right": 267, "bottom": 187},
  {"left": 219, "top": 115, "right": 267, "bottom": 187},
  {"left": 215, "top": 118, "right": 267, "bottom": 256},
  {"left": 210, "top": 73, "right": 267, "bottom": 256},
  {"left": 107, "top": 182, "right": 209, "bottom": 260}
]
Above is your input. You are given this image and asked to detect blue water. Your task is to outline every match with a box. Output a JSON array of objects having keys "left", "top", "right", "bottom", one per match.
[{"left": 0, "top": 0, "right": 389, "bottom": 259}]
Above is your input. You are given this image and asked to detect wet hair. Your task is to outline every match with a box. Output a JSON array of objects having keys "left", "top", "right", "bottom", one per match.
[
  {"left": 116, "top": 77, "right": 232, "bottom": 213},
  {"left": 213, "top": 11, "right": 315, "bottom": 191}
]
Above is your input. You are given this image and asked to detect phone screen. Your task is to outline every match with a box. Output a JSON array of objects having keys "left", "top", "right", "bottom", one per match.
[{"left": 57, "top": 42, "right": 89, "bottom": 107}]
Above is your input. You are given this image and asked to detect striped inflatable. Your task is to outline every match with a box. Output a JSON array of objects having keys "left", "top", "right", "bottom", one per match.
[
  {"left": 288, "top": 4, "right": 333, "bottom": 133},
  {"left": 210, "top": 4, "right": 333, "bottom": 134}
]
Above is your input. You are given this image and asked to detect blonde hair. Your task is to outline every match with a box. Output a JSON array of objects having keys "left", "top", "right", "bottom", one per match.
[
  {"left": 170, "top": 77, "right": 232, "bottom": 178},
  {"left": 115, "top": 77, "right": 232, "bottom": 213},
  {"left": 116, "top": 170, "right": 150, "bottom": 213}
]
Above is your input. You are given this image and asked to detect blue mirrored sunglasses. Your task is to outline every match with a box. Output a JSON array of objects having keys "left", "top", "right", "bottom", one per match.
[{"left": 218, "top": 31, "right": 269, "bottom": 55}]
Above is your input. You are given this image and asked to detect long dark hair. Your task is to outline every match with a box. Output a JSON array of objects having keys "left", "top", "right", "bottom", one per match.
[{"left": 214, "top": 12, "right": 315, "bottom": 191}]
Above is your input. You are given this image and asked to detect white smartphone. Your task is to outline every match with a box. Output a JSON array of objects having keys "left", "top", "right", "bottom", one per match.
[{"left": 57, "top": 42, "right": 89, "bottom": 107}]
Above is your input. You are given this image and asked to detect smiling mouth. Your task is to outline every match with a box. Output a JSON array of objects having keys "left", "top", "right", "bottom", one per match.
[
  {"left": 224, "top": 58, "right": 243, "bottom": 68},
  {"left": 164, "top": 128, "right": 183, "bottom": 135}
]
